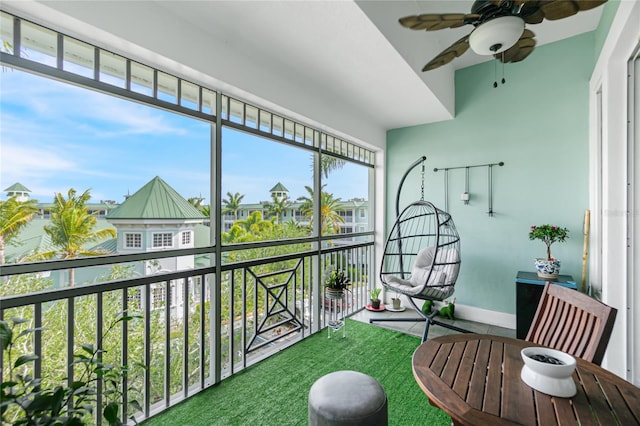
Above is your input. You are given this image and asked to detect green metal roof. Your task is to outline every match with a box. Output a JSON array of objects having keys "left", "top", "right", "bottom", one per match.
[
  {"left": 37, "top": 202, "right": 119, "bottom": 211},
  {"left": 4, "top": 182, "right": 31, "bottom": 192},
  {"left": 269, "top": 182, "right": 289, "bottom": 192},
  {"left": 106, "top": 176, "right": 205, "bottom": 220},
  {"left": 4, "top": 218, "right": 117, "bottom": 263}
]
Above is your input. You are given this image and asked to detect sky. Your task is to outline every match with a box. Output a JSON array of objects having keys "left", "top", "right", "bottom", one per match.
[{"left": 1, "top": 68, "right": 369, "bottom": 205}]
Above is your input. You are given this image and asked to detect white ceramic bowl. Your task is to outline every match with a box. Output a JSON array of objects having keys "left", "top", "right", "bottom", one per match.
[{"left": 521, "top": 347, "right": 577, "bottom": 397}]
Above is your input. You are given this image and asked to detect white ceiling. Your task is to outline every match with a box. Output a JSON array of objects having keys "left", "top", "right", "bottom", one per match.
[{"left": 3, "top": 0, "right": 605, "bottom": 148}]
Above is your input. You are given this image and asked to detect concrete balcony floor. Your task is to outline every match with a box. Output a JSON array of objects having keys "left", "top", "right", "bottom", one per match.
[{"left": 351, "top": 306, "right": 516, "bottom": 340}]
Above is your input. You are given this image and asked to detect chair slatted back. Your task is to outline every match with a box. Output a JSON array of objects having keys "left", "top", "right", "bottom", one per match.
[{"left": 526, "top": 283, "right": 617, "bottom": 365}]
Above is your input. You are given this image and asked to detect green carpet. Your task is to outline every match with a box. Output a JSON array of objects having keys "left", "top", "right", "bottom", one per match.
[{"left": 142, "top": 320, "right": 451, "bottom": 425}]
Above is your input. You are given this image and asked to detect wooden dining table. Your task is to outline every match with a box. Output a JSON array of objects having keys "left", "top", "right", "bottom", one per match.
[{"left": 412, "top": 334, "right": 640, "bottom": 425}]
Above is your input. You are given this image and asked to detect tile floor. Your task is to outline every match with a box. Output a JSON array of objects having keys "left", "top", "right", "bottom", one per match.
[{"left": 350, "top": 305, "right": 516, "bottom": 340}]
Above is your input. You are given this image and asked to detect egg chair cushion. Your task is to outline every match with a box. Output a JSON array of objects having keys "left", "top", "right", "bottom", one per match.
[{"left": 384, "top": 247, "right": 459, "bottom": 300}]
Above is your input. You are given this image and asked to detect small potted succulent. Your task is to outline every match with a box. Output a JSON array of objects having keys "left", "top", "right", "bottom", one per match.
[
  {"left": 325, "top": 269, "right": 351, "bottom": 297},
  {"left": 529, "top": 224, "right": 569, "bottom": 279},
  {"left": 391, "top": 292, "right": 402, "bottom": 310},
  {"left": 370, "top": 287, "right": 382, "bottom": 309}
]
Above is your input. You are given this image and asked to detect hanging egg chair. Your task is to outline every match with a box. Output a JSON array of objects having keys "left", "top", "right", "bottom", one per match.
[{"left": 370, "top": 156, "right": 469, "bottom": 342}]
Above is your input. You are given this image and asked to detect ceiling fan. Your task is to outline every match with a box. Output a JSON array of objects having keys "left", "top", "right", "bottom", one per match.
[{"left": 400, "top": 0, "right": 607, "bottom": 72}]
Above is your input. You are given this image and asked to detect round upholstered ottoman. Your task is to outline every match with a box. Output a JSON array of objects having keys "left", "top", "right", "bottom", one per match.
[{"left": 308, "top": 370, "right": 388, "bottom": 426}]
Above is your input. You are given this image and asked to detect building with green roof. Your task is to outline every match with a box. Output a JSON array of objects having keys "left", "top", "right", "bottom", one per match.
[
  {"left": 222, "top": 184, "right": 369, "bottom": 234},
  {"left": 269, "top": 182, "right": 289, "bottom": 202},
  {"left": 106, "top": 176, "right": 207, "bottom": 275},
  {"left": 3, "top": 182, "right": 31, "bottom": 202},
  {"left": 4, "top": 177, "right": 367, "bottom": 273}
]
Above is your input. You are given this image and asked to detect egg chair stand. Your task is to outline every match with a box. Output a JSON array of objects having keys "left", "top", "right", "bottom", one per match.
[{"left": 369, "top": 156, "right": 471, "bottom": 342}]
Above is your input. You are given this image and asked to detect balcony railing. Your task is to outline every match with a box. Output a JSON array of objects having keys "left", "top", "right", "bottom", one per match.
[{"left": 0, "top": 239, "right": 373, "bottom": 424}]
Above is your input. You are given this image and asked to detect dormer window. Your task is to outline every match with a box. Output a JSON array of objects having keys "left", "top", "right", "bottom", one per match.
[
  {"left": 125, "top": 232, "right": 142, "bottom": 248},
  {"left": 181, "top": 231, "right": 192, "bottom": 245},
  {"left": 153, "top": 232, "right": 173, "bottom": 248}
]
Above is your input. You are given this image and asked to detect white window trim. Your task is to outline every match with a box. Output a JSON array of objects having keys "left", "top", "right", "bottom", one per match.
[
  {"left": 124, "top": 232, "right": 142, "bottom": 248},
  {"left": 589, "top": 0, "right": 640, "bottom": 382},
  {"left": 153, "top": 232, "right": 173, "bottom": 248},
  {"left": 181, "top": 230, "right": 192, "bottom": 245}
]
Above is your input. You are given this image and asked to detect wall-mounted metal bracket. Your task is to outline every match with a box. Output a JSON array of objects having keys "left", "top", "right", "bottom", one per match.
[{"left": 433, "top": 162, "right": 504, "bottom": 216}]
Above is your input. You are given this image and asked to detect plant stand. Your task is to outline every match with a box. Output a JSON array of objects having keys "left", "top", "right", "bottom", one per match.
[{"left": 326, "top": 290, "right": 346, "bottom": 339}]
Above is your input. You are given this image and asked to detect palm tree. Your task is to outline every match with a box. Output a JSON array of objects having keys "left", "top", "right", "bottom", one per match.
[
  {"left": 36, "top": 189, "right": 116, "bottom": 286},
  {"left": 0, "top": 195, "right": 38, "bottom": 265},
  {"left": 320, "top": 155, "right": 346, "bottom": 179},
  {"left": 265, "top": 193, "right": 289, "bottom": 224},
  {"left": 281, "top": 219, "right": 306, "bottom": 238},
  {"left": 297, "top": 185, "right": 344, "bottom": 235},
  {"left": 222, "top": 192, "right": 245, "bottom": 221},
  {"left": 235, "top": 211, "right": 275, "bottom": 238},
  {"left": 188, "top": 196, "right": 205, "bottom": 209}
]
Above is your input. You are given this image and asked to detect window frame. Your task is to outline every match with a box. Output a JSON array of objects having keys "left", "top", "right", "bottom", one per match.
[
  {"left": 124, "top": 232, "right": 142, "bottom": 249},
  {"left": 152, "top": 232, "right": 174, "bottom": 249}
]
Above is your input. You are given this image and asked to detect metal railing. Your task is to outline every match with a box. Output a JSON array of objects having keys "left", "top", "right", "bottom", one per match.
[{"left": 0, "top": 239, "right": 373, "bottom": 423}]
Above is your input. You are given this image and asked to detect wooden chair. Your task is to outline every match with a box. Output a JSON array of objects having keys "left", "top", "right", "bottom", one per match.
[{"left": 526, "top": 283, "right": 617, "bottom": 365}]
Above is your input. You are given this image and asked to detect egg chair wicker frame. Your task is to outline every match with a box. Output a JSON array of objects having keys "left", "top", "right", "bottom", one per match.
[{"left": 369, "top": 156, "right": 470, "bottom": 342}]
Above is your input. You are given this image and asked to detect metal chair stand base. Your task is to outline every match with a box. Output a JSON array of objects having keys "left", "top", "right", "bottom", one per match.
[{"left": 368, "top": 298, "right": 471, "bottom": 342}]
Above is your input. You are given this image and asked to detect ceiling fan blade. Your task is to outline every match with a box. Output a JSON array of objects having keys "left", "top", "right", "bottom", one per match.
[
  {"left": 519, "top": 0, "right": 606, "bottom": 23},
  {"left": 539, "top": 0, "right": 607, "bottom": 21},
  {"left": 496, "top": 30, "right": 536, "bottom": 63},
  {"left": 519, "top": 29, "right": 536, "bottom": 40},
  {"left": 519, "top": 1, "right": 545, "bottom": 24},
  {"left": 422, "top": 34, "right": 471, "bottom": 71},
  {"left": 399, "top": 13, "right": 479, "bottom": 31},
  {"left": 539, "top": 1, "right": 579, "bottom": 20}
]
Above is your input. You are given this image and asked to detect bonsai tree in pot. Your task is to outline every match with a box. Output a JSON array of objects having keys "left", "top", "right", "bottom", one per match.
[
  {"left": 370, "top": 287, "right": 382, "bottom": 310},
  {"left": 529, "top": 224, "right": 569, "bottom": 279},
  {"left": 325, "top": 269, "right": 350, "bottom": 296}
]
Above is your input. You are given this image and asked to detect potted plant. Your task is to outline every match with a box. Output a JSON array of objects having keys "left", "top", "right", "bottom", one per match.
[
  {"left": 370, "top": 287, "right": 382, "bottom": 309},
  {"left": 529, "top": 224, "right": 569, "bottom": 279},
  {"left": 325, "top": 269, "right": 351, "bottom": 297},
  {"left": 391, "top": 292, "right": 402, "bottom": 310}
]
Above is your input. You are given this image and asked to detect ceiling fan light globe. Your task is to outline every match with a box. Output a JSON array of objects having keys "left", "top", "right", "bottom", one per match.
[{"left": 469, "top": 16, "right": 525, "bottom": 55}]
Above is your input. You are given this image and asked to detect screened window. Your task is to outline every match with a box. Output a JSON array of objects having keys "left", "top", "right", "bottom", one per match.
[
  {"left": 0, "top": 10, "right": 374, "bottom": 293},
  {"left": 221, "top": 127, "right": 313, "bottom": 244},
  {"left": 323, "top": 155, "right": 371, "bottom": 234}
]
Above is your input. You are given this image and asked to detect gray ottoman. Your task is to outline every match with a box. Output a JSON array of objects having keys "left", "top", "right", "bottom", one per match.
[{"left": 308, "top": 370, "right": 388, "bottom": 426}]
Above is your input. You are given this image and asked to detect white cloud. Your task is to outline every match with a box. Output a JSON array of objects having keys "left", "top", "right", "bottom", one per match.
[
  {"left": 2, "top": 69, "right": 187, "bottom": 138},
  {"left": 1, "top": 141, "right": 75, "bottom": 177}
]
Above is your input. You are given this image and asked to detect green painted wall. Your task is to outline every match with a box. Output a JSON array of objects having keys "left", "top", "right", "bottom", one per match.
[
  {"left": 594, "top": 0, "right": 620, "bottom": 60},
  {"left": 386, "top": 32, "right": 595, "bottom": 314}
]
